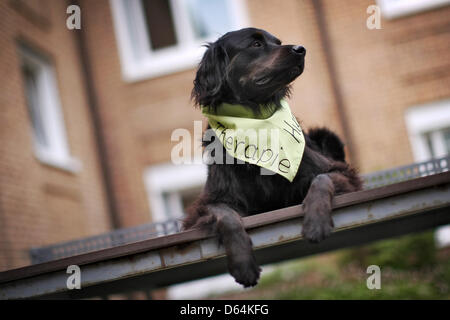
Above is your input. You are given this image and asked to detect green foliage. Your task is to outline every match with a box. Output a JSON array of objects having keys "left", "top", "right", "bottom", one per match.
[
  {"left": 431, "top": 258, "right": 450, "bottom": 296},
  {"left": 214, "top": 231, "right": 449, "bottom": 300},
  {"left": 272, "top": 275, "right": 441, "bottom": 300},
  {"left": 338, "top": 231, "right": 437, "bottom": 270}
]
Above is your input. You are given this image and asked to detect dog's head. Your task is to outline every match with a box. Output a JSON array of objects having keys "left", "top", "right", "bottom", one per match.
[{"left": 192, "top": 28, "right": 306, "bottom": 110}]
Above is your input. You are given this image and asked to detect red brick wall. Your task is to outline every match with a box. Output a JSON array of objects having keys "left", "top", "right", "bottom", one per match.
[
  {"left": 78, "top": 0, "right": 202, "bottom": 227},
  {"left": 1, "top": 0, "right": 449, "bottom": 271},
  {"left": 77, "top": 0, "right": 450, "bottom": 228},
  {"left": 247, "top": 0, "right": 450, "bottom": 172},
  {"left": 0, "top": 0, "right": 111, "bottom": 271},
  {"left": 77, "top": 0, "right": 348, "bottom": 229},
  {"left": 321, "top": 0, "right": 450, "bottom": 172}
]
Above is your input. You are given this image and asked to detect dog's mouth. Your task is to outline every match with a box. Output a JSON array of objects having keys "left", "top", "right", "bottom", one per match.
[
  {"left": 291, "top": 63, "right": 304, "bottom": 77},
  {"left": 254, "top": 64, "right": 304, "bottom": 87},
  {"left": 254, "top": 75, "right": 272, "bottom": 86}
]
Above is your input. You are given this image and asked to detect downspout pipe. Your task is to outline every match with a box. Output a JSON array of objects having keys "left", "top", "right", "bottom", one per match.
[
  {"left": 311, "top": 0, "right": 359, "bottom": 166},
  {"left": 71, "top": 0, "right": 121, "bottom": 229}
]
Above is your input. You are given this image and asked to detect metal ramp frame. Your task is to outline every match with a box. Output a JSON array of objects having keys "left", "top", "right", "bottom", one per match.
[
  {"left": 28, "top": 156, "right": 450, "bottom": 264},
  {"left": 0, "top": 157, "right": 449, "bottom": 299}
]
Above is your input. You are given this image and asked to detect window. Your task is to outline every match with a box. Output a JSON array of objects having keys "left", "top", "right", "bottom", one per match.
[
  {"left": 405, "top": 99, "right": 450, "bottom": 247},
  {"left": 19, "top": 44, "right": 80, "bottom": 172},
  {"left": 376, "top": 0, "right": 450, "bottom": 19},
  {"left": 143, "top": 162, "right": 207, "bottom": 223},
  {"left": 405, "top": 99, "right": 450, "bottom": 162},
  {"left": 110, "top": 0, "right": 248, "bottom": 81}
]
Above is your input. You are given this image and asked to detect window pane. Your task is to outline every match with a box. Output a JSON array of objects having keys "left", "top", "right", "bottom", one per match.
[
  {"left": 442, "top": 128, "right": 450, "bottom": 154},
  {"left": 22, "top": 64, "right": 49, "bottom": 148},
  {"left": 142, "top": 0, "right": 177, "bottom": 50},
  {"left": 426, "top": 127, "right": 450, "bottom": 158},
  {"left": 424, "top": 132, "right": 434, "bottom": 157},
  {"left": 186, "top": 0, "right": 232, "bottom": 39}
]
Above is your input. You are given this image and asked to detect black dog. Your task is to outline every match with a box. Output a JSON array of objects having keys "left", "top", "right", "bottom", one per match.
[{"left": 183, "top": 28, "right": 362, "bottom": 287}]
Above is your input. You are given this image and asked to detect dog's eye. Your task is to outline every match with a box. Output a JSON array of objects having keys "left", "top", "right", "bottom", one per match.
[{"left": 252, "top": 40, "right": 263, "bottom": 47}]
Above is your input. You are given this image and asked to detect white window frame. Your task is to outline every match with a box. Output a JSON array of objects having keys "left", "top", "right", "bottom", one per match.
[
  {"left": 143, "top": 162, "right": 207, "bottom": 222},
  {"left": 405, "top": 99, "right": 450, "bottom": 248},
  {"left": 376, "top": 0, "right": 450, "bottom": 19},
  {"left": 20, "top": 46, "right": 81, "bottom": 173},
  {"left": 405, "top": 99, "right": 450, "bottom": 162},
  {"left": 110, "top": 0, "right": 249, "bottom": 82}
]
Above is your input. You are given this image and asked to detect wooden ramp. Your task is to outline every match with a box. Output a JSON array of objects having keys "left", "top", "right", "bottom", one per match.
[{"left": 1, "top": 168, "right": 450, "bottom": 299}]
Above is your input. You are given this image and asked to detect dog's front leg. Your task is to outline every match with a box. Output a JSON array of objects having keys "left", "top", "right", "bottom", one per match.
[
  {"left": 208, "top": 204, "right": 261, "bottom": 287},
  {"left": 301, "top": 173, "right": 336, "bottom": 243}
]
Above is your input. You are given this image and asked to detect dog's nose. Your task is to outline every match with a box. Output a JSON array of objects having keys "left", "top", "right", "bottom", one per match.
[{"left": 292, "top": 45, "right": 306, "bottom": 56}]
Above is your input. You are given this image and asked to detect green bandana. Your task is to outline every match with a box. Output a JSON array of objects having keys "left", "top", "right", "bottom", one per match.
[{"left": 202, "top": 99, "right": 305, "bottom": 182}]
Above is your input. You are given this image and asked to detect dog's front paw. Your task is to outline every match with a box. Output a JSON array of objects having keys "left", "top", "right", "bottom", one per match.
[
  {"left": 302, "top": 201, "right": 334, "bottom": 243},
  {"left": 228, "top": 254, "right": 261, "bottom": 288}
]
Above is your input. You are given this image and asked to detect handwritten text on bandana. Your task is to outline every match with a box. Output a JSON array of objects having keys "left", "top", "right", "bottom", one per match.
[{"left": 202, "top": 99, "right": 305, "bottom": 182}]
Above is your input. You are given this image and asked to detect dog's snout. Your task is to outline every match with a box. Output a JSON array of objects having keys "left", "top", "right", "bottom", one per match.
[{"left": 292, "top": 45, "right": 306, "bottom": 56}]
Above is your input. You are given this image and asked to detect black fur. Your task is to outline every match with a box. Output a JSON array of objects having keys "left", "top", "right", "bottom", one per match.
[
  {"left": 308, "top": 127, "right": 346, "bottom": 162},
  {"left": 184, "top": 28, "right": 362, "bottom": 287}
]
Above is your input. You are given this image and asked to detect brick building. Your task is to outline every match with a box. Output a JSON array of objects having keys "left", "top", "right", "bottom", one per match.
[{"left": 1, "top": 0, "right": 449, "bottom": 272}]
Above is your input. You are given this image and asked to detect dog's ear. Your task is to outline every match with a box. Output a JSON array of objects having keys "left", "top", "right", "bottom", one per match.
[{"left": 192, "top": 42, "right": 229, "bottom": 108}]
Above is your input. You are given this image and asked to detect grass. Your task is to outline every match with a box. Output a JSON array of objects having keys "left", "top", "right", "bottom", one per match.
[{"left": 211, "top": 231, "right": 450, "bottom": 300}]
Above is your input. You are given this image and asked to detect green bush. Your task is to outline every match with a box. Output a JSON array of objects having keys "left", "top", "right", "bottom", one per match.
[
  {"left": 338, "top": 231, "right": 437, "bottom": 270},
  {"left": 213, "top": 230, "right": 449, "bottom": 300},
  {"left": 272, "top": 275, "right": 442, "bottom": 300}
]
